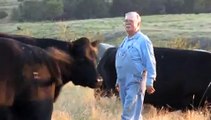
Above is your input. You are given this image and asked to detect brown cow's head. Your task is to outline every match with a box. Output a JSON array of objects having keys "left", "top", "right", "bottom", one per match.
[
  {"left": 0, "top": 33, "right": 102, "bottom": 89},
  {"left": 69, "top": 37, "right": 101, "bottom": 88}
]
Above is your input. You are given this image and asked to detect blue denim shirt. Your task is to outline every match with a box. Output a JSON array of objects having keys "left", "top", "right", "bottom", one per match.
[{"left": 116, "top": 31, "right": 156, "bottom": 86}]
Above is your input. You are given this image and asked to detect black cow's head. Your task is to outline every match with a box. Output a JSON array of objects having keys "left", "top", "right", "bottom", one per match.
[{"left": 69, "top": 37, "right": 101, "bottom": 88}]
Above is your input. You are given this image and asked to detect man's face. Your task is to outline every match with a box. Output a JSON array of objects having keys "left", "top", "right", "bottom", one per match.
[{"left": 124, "top": 19, "right": 139, "bottom": 33}]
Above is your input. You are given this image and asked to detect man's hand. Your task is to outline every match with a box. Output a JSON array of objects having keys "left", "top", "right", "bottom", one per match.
[
  {"left": 146, "top": 86, "right": 155, "bottom": 94},
  {"left": 115, "top": 83, "right": 119, "bottom": 92}
]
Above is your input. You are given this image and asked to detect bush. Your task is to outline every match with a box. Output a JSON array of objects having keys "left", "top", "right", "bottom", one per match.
[
  {"left": 11, "top": 8, "right": 21, "bottom": 21},
  {"left": 168, "top": 37, "right": 200, "bottom": 49},
  {"left": 74, "top": 0, "right": 110, "bottom": 19},
  {"left": 17, "top": 0, "right": 63, "bottom": 21},
  {"left": 0, "top": 11, "right": 8, "bottom": 19},
  {"left": 44, "top": 0, "right": 64, "bottom": 20}
]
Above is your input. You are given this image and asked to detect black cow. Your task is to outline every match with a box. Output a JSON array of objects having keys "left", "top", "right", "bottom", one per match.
[
  {"left": 0, "top": 32, "right": 101, "bottom": 88},
  {"left": 95, "top": 47, "right": 118, "bottom": 98},
  {"left": 96, "top": 47, "right": 211, "bottom": 110}
]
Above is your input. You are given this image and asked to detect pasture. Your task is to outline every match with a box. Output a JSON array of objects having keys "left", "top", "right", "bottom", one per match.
[
  {"left": 0, "top": 13, "right": 211, "bottom": 119},
  {"left": 1, "top": 13, "right": 211, "bottom": 48}
]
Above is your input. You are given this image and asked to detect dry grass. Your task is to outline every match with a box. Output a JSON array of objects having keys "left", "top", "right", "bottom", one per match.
[
  {"left": 52, "top": 83, "right": 210, "bottom": 120},
  {"left": 52, "top": 110, "right": 72, "bottom": 120},
  {"left": 143, "top": 105, "right": 210, "bottom": 120}
]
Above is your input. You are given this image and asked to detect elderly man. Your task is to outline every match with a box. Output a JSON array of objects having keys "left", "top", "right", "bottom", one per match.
[{"left": 115, "top": 11, "right": 157, "bottom": 120}]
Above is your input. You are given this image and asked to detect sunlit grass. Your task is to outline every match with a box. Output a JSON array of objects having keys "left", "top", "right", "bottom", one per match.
[
  {"left": 53, "top": 83, "right": 122, "bottom": 120},
  {"left": 53, "top": 83, "right": 210, "bottom": 120}
]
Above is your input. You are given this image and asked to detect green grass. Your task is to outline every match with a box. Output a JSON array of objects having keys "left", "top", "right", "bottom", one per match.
[
  {"left": 0, "top": 13, "right": 211, "bottom": 47},
  {"left": 0, "top": 13, "right": 211, "bottom": 49},
  {"left": 142, "top": 14, "right": 211, "bottom": 38},
  {"left": 0, "top": 18, "right": 122, "bottom": 38}
]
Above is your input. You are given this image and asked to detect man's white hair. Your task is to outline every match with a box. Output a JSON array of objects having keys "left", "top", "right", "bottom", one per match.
[{"left": 125, "top": 11, "right": 141, "bottom": 23}]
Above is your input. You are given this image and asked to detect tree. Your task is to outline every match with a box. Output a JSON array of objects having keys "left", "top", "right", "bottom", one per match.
[
  {"left": 17, "top": 0, "right": 63, "bottom": 21},
  {"left": 183, "top": 0, "right": 195, "bottom": 13},
  {"left": 62, "top": 0, "right": 82, "bottom": 19},
  {"left": 110, "top": 0, "right": 133, "bottom": 17},
  {"left": 146, "top": 0, "right": 166, "bottom": 14},
  {"left": 0, "top": 11, "right": 8, "bottom": 19},
  {"left": 44, "top": 0, "right": 64, "bottom": 20},
  {"left": 165, "top": 0, "right": 185, "bottom": 13},
  {"left": 109, "top": 0, "right": 155, "bottom": 17},
  {"left": 193, "top": 0, "right": 211, "bottom": 13},
  {"left": 74, "top": 0, "right": 110, "bottom": 19}
]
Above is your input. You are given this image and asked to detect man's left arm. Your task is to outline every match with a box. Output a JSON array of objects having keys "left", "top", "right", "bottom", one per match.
[{"left": 141, "top": 39, "right": 156, "bottom": 87}]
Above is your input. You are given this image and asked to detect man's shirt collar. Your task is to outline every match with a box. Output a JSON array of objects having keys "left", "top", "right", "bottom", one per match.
[{"left": 126, "top": 31, "right": 141, "bottom": 41}]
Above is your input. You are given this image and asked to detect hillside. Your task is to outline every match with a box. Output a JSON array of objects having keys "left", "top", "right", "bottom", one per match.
[{"left": 0, "top": 13, "right": 211, "bottom": 49}]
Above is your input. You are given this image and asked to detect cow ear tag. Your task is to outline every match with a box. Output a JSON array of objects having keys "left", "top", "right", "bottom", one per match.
[{"left": 33, "top": 72, "right": 40, "bottom": 79}]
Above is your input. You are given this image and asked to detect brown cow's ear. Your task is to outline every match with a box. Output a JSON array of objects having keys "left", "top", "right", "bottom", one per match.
[{"left": 91, "top": 40, "right": 100, "bottom": 48}]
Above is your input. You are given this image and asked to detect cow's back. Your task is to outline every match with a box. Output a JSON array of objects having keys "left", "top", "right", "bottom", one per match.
[
  {"left": 97, "top": 43, "right": 114, "bottom": 62},
  {"left": 149, "top": 47, "right": 211, "bottom": 108}
]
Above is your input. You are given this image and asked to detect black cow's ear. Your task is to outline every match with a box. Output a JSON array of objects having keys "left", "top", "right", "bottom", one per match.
[{"left": 91, "top": 40, "right": 100, "bottom": 48}]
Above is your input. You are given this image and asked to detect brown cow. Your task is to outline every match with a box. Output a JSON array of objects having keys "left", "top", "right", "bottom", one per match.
[
  {"left": 0, "top": 32, "right": 101, "bottom": 88},
  {"left": 0, "top": 36, "right": 100, "bottom": 120}
]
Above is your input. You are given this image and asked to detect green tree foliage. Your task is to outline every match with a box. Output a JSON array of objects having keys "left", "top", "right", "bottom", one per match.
[
  {"left": 183, "top": 0, "right": 195, "bottom": 13},
  {"left": 62, "top": 0, "right": 82, "bottom": 19},
  {"left": 110, "top": 0, "right": 166, "bottom": 16},
  {"left": 135, "top": 0, "right": 168, "bottom": 15},
  {"left": 110, "top": 0, "right": 211, "bottom": 17},
  {"left": 10, "top": 0, "right": 211, "bottom": 21},
  {"left": 74, "top": 0, "right": 110, "bottom": 19},
  {"left": 0, "top": 11, "right": 8, "bottom": 19},
  {"left": 204, "top": 0, "right": 211, "bottom": 12},
  {"left": 44, "top": 0, "right": 64, "bottom": 20},
  {"left": 11, "top": 8, "right": 21, "bottom": 21},
  {"left": 165, "top": 0, "right": 185, "bottom": 13},
  {"left": 17, "top": 0, "right": 63, "bottom": 21},
  {"left": 110, "top": 0, "right": 132, "bottom": 17},
  {"left": 193, "top": 0, "right": 211, "bottom": 13}
]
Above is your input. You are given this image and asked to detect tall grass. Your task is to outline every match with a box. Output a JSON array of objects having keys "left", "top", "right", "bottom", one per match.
[{"left": 52, "top": 83, "right": 210, "bottom": 120}]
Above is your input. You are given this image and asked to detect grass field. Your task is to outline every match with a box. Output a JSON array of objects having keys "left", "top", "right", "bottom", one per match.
[
  {"left": 0, "top": 13, "right": 211, "bottom": 119},
  {"left": 0, "top": 13, "right": 211, "bottom": 48}
]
